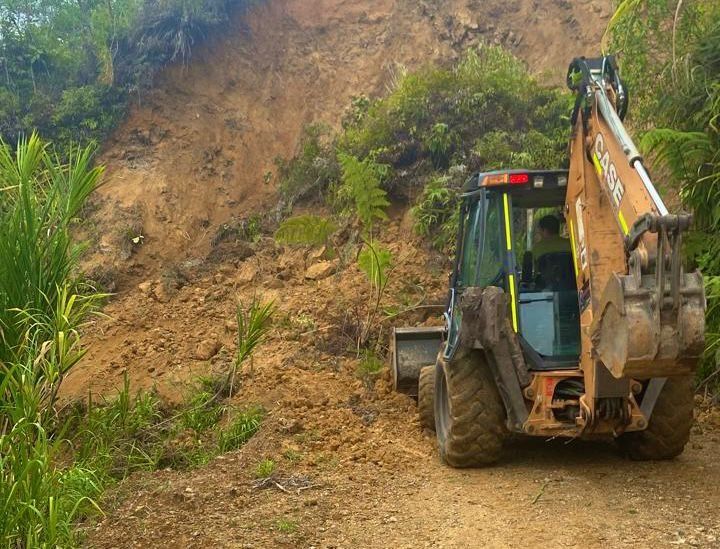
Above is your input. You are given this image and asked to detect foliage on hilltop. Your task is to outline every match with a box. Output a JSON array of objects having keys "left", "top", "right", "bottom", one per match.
[
  {"left": 278, "top": 45, "right": 571, "bottom": 251},
  {"left": 0, "top": 0, "right": 260, "bottom": 151}
]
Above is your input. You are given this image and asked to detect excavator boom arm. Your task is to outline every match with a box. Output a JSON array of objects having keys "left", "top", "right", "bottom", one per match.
[{"left": 565, "top": 57, "right": 705, "bottom": 391}]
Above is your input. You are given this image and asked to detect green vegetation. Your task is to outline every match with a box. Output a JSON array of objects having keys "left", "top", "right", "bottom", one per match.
[
  {"left": 280, "top": 46, "right": 569, "bottom": 253},
  {"left": 254, "top": 457, "right": 276, "bottom": 478},
  {"left": 275, "top": 214, "right": 337, "bottom": 247},
  {"left": 275, "top": 517, "right": 298, "bottom": 534},
  {"left": 0, "top": 137, "right": 269, "bottom": 544},
  {"left": 228, "top": 299, "right": 275, "bottom": 396},
  {"left": 218, "top": 406, "right": 264, "bottom": 452},
  {"left": 0, "top": 134, "right": 104, "bottom": 547},
  {"left": 336, "top": 152, "right": 390, "bottom": 233},
  {"left": 0, "top": 0, "right": 260, "bottom": 150},
  {"left": 275, "top": 46, "right": 569, "bottom": 359},
  {"left": 181, "top": 390, "right": 226, "bottom": 433},
  {"left": 338, "top": 46, "right": 568, "bottom": 178},
  {"left": 0, "top": 134, "right": 104, "bottom": 370},
  {"left": 276, "top": 124, "right": 339, "bottom": 209},
  {"left": 357, "top": 349, "right": 384, "bottom": 379},
  {"left": 609, "top": 0, "right": 720, "bottom": 388},
  {"left": 411, "top": 170, "right": 464, "bottom": 251}
]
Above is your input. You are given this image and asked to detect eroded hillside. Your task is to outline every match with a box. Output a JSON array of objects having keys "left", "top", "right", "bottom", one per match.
[
  {"left": 87, "top": 0, "right": 612, "bottom": 284},
  {"left": 64, "top": 2, "right": 720, "bottom": 548}
]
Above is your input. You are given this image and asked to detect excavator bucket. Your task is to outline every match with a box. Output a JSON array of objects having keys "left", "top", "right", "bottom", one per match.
[
  {"left": 390, "top": 327, "right": 444, "bottom": 397},
  {"left": 591, "top": 269, "right": 706, "bottom": 379}
]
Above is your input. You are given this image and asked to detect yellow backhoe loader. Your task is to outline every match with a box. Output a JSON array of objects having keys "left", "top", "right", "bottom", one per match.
[{"left": 391, "top": 56, "right": 706, "bottom": 466}]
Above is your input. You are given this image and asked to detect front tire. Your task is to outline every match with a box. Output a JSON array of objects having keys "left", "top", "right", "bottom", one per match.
[
  {"left": 418, "top": 365, "right": 435, "bottom": 431},
  {"left": 619, "top": 376, "right": 694, "bottom": 460},
  {"left": 434, "top": 351, "right": 506, "bottom": 467}
]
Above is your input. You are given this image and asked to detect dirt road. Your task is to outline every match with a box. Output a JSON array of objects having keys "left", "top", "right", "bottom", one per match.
[{"left": 87, "top": 394, "right": 720, "bottom": 548}]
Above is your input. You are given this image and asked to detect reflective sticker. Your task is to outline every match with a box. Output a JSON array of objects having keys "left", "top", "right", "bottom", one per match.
[
  {"left": 503, "top": 193, "right": 512, "bottom": 251},
  {"left": 593, "top": 153, "right": 603, "bottom": 176},
  {"left": 568, "top": 218, "right": 580, "bottom": 278},
  {"left": 618, "top": 210, "right": 629, "bottom": 235},
  {"left": 508, "top": 273, "right": 518, "bottom": 332}
]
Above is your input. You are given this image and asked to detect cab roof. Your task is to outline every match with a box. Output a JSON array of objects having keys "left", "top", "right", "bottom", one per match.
[{"left": 462, "top": 169, "right": 569, "bottom": 192}]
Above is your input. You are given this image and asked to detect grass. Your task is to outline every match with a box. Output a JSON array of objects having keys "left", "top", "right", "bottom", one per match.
[
  {"left": 0, "top": 134, "right": 105, "bottom": 546},
  {"left": 181, "top": 390, "right": 226, "bottom": 433},
  {"left": 218, "top": 407, "right": 264, "bottom": 452},
  {"left": 254, "top": 458, "right": 276, "bottom": 478},
  {"left": 225, "top": 300, "right": 275, "bottom": 397},
  {"left": 72, "top": 380, "right": 266, "bottom": 476},
  {"left": 357, "top": 350, "right": 384, "bottom": 377},
  {"left": 275, "top": 518, "right": 298, "bottom": 534},
  {"left": 282, "top": 448, "right": 303, "bottom": 463}
]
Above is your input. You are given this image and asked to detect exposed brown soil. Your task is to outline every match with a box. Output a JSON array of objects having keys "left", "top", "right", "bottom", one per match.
[
  {"left": 65, "top": 1, "right": 720, "bottom": 548},
  {"left": 83, "top": 0, "right": 613, "bottom": 285},
  {"left": 74, "top": 220, "right": 720, "bottom": 548}
]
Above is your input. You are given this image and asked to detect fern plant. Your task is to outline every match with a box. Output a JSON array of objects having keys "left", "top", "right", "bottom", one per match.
[
  {"left": 274, "top": 215, "right": 337, "bottom": 247},
  {"left": 424, "top": 123, "right": 455, "bottom": 168},
  {"left": 411, "top": 175, "right": 460, "bottom": 250},
  {"left": 358, "top": 241, "right": 392, "bottom": 295},
  {"left": 337, "top": 152, "right": 390, "bottom": 234}
]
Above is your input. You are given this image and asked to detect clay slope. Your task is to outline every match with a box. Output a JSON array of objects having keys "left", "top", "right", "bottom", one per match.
[{"left": 89, "top": 0, "right": 611, "bottom": 284}]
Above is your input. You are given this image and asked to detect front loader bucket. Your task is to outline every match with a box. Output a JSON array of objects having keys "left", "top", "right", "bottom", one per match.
[
  {"left": 591, "top": 270, "right": 705, "bottom": 379},
  {"left": 390, "top": 327, "right": 444, "bottom": 397}
]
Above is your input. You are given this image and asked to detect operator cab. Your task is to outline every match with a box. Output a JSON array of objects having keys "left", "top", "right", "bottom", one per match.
[{"left": 447, "top": 170, "right": 580, "bottom": 370}]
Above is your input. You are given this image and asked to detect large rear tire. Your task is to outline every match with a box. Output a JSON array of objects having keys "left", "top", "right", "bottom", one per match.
[
  {"left": 434, "top": 351, "right": 506, "bottom": 467},
  {"left": 619, "top": 376, "right": 694, "bottom": 460},
  {"left": 418, "top": 365, "right": 435, "bottom": 431}
]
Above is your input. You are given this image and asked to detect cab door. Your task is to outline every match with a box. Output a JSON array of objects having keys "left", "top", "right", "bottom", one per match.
[{"left": 444, "top": 190, "right": 506, "bottom": 359}]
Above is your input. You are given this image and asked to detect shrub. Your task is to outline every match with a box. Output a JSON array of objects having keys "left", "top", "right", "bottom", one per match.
[
  {"left": 411, "top": 172, "right": 462, "bottom": 251},
  {"left": 609, "top": 1, "right": 720, "bottom": 386},
  {"left": 276, "top": 124, "right": 339, "bottom": 208},
  {"left": 0, "top": 0, "right": 260, "bottom": 150},
  {"left": 52, "top": 85, "right": 127, "bottom": 151},
  {"left": 337, "top": 46, "right": 569, "bottom": 178}
]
